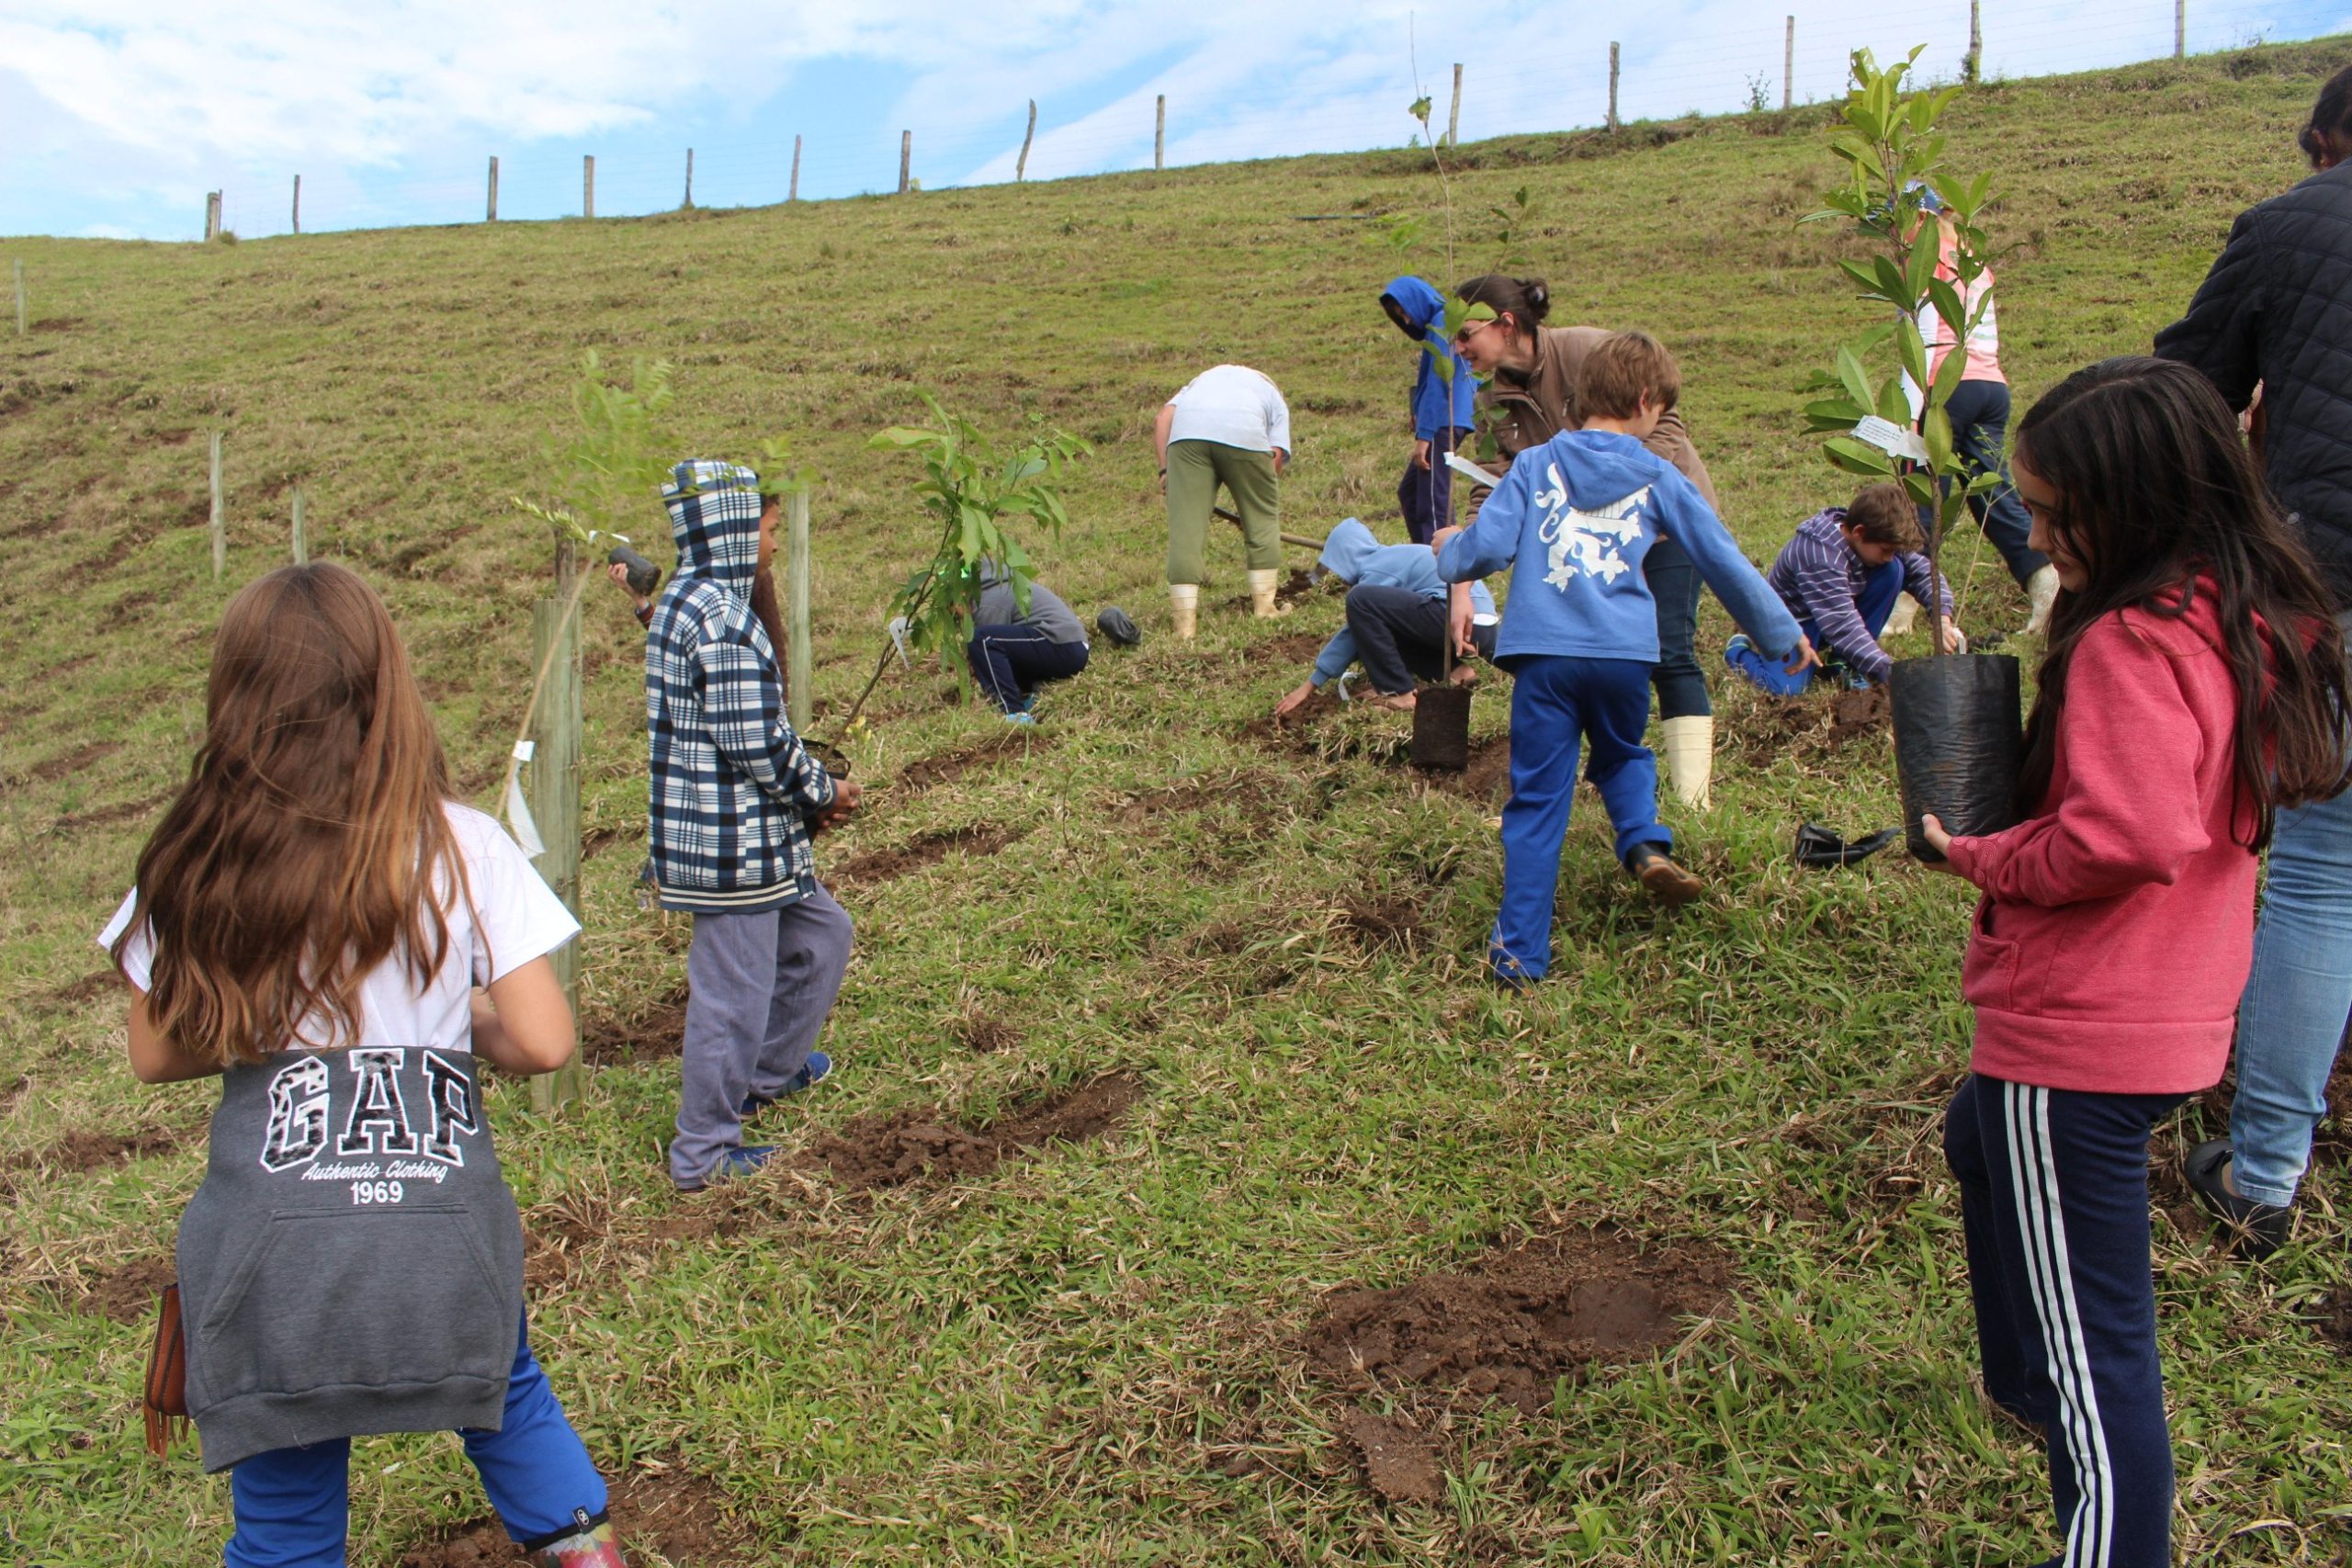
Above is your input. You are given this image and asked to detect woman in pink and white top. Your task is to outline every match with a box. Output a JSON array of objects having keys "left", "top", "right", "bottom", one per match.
[{"left": 1914, "top": 187, "right": 2062, "bottom": 635}]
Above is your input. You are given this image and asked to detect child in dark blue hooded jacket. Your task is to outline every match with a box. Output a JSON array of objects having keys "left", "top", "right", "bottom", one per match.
[
  {"left": 1381, "top": 276, "right": 1480, "bottom": 544},
  {"left": 1436, "top": 333, "right": 1811, "bottom": 985}
]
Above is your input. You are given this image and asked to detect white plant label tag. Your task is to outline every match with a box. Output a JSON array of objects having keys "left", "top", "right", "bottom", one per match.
[
  {"left": 1443, "top": 451, "right": 1503, "bottom": 488},
  {"left": 1852, "top": 415, "right": 1929, "bottom": 463}
]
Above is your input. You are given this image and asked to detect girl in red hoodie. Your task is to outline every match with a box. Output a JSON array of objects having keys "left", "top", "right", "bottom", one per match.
[{"left": 1921, "top": 357, "right": 2347, "bottom": 1568}]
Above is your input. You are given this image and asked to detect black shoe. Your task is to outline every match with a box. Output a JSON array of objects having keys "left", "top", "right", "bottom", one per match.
[
  {"left": 1096, "top": 606, "right": 1142, "bottom": 647},
  {"left": 1793, "top": 822, "right": 1899, "bottom": 870},
  {"left": 1624, "top": 843, "right": 1704, "bottom": 906},
  {"left": 2184, "top": 1138, "right": 2291, "bottom": 1260}
]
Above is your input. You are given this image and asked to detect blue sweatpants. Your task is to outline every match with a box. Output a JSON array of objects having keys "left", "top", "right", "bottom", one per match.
[
  {"left": 224, "top": 1313, "right": 605, "bottom": 1567},
  {"left": 1943, "top": 1074, "right": 2188, "bottom": 1568},
  {"left": 1489, "top": 655, "right": 1668, "bottom": 984},
  {"left": 1727, "top": 558, "right": 1904, "bottom": 696}
]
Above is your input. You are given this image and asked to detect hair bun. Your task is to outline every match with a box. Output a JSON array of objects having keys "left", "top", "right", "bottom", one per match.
[{"left": 1521, "top": 279, "right": 1552, "bottom": 321}]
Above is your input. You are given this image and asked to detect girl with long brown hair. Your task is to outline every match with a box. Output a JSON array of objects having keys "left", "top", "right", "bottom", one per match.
[
  {"left": 103, "top": 563, "right": 627, "bottom": 1566},
  {"left": 1923, "top": 356, "right": 2346, "bottom": 1568}
]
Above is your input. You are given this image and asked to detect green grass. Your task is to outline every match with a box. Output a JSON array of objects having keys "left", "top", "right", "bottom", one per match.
[{"left": 6, "top": 38, "right": 2352, "bottom": 1566}]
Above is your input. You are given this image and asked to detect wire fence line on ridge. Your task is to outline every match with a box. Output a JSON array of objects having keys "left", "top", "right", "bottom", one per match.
[{"left": 190, "top": 0, "right": 2331, "bottom": 243}]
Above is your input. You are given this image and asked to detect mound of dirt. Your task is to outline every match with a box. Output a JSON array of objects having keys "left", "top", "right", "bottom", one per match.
[
  {"left": 579, "top": 823, "right": 642, "bottom": 861},
  {"left": 579, "top": 984, "right": 687, "bottom": 1066},
  {"left": 1337, "top": 895, "right": 1425, "bottom": 953},
  {"left": 1303, "top": 1224, "right": 1734, "bottom": 1415},
  {"left": 896, "top": 732, "right": 1057, "bottom": 793},
  {"left": 18, "top": 740, "right": 119, "bottom": 785},
  {"left": 53, "top": 970, "right": 119, "bottom": 1005},
  {"left": 1220, "top": 568, "right": 1319, "bottom": 614},
  {"left": 1251, "top": 630, "right": 1333, "bottom": 665},
  {"left": 31, "top": 1123, "right": 190, "bottom": 1176},
  {"left": 1338, "top": 1410, "right": 1446, "bottom": 1506},
  {"left": 808, "top": 1073, "right": 1146, "bottom": 1191},
  {"left": 78, "top": 1254, "right": 175, "bottom": 1324},
  {"left": 1430, "top": 736, "right": 1511, "bottom": 806},
  {"left": 1119, "top": 770, "right": 1283, "bottom": 826},
  {"left": 829, "top": 824, "right": 1029, "bottom": 887},
  {"left": 956, "top": 1014, "right": 1018, "bottom": 1055},
  {"left": 2321, "top": 1285, "right": 2352, "bottom": 1358},
  {"left": 1732, "top": 684, "right": 1891, "bottom": 769},
  {"left": 399, "top": 1463, "right": 752, "bottom": 1566}
]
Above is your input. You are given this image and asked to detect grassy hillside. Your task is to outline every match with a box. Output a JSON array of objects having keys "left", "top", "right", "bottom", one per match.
[{"left": 6, "top": 39, "right": 2351, "bottom": 1566}]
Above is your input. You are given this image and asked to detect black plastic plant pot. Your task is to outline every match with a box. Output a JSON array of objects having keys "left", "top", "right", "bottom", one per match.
[
  {"left": 805, "top": 738, "right": 852, "bottom": 779},
  {"left": 1410, "top": 683, "right": 1473, "bottom": 773},
  {"left": 1887, "top": 653, "right": 2025, "bottom": 861}
]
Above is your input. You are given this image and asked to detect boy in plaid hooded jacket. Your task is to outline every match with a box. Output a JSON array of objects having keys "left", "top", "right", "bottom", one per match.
[{"left": 645, "top": 460, "right": 859, "bottom": 1190}]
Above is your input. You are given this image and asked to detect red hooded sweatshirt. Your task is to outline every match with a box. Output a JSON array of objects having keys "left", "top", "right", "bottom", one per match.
[{"left": 1945, "top": 584, "right": 2256, "bottom": 1095}]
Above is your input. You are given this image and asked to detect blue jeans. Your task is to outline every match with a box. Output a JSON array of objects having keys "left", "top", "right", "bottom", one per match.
[
  {"left": 2231, "top": 735, "right": 2352, "bottom": 1207},
  {"left": 1490, "top": 656, "right": 1666, "bottom": 983},
  {"left": 1397, "top": 426, "right": 1472, "bottom": 544},
  {"left": 225, "top": 1314, "right": 605, "bottom": 1567},
  {"left": 1944, "top": 1076, "right": 2186, "bottom": 1568},
  {"left": 1932, "top": 379, "right": 2050, "bottom": 588},
  {"left": 1644, "top": 534, "right": 1710, "bottom": 720},
  {"left": 1726, "top": 559, "right": 1903, "bottom": 696},
  {"left": 967, "top": 626, "right": 1091, "bottom": 714}
]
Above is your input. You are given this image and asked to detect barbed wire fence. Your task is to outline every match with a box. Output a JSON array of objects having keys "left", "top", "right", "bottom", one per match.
[{"left": 198, "top": 0, "right": 2327, "bottom": 242}]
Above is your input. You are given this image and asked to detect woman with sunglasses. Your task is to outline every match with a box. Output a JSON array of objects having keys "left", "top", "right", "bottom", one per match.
[{"left": 1448, "top": 275, "right": 1726, "bottom": 810}]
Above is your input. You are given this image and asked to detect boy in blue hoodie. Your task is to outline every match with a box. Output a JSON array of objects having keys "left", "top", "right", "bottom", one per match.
[
  {"left": 1435, "top": 333, "right": 1814, "bottom": 986},
  {"left": 1272, "top": 517, "right": 1496, "bottom": 717},
  {"left": 1381, "top": 276, "right": 1481, "bottom": 544}
]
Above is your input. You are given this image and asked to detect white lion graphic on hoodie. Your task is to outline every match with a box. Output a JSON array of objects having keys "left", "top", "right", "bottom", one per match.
[{"left": 1532, "top": 461, "right": 1650, "bottom": 591}]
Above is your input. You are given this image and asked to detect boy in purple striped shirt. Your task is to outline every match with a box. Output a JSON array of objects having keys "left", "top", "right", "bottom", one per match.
[{"left": 1727, "top": 481, "right": 1963, "bottom": 694}]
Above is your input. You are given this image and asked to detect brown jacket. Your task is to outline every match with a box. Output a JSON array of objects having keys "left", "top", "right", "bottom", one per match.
[{"left": 1469, "top": 325, "right": 1719, "bottom": 516}]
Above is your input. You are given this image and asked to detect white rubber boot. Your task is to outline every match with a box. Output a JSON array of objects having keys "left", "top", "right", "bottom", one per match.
[
  {"left": 1246, "top": 567, "right": 1290, "bottom": 618},
  {"left": 1883, "top": 592, "right": 1920, "bottom": 637},
  {"left": 1169, "top": 583, "right": 1200, "bottom": 640},
  {"left": 2021, "top": 564, "right": 2061, "bottom": 636},
  {"left": 1660, "top": 715, "right": 1714, "bottom": 811}
]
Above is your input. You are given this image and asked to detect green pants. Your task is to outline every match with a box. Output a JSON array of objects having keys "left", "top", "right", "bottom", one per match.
[{"left": 1165, "top": 439, "right": 1281, "bottom": 584}]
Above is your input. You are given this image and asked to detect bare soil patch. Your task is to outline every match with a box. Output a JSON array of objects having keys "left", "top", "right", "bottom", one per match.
[
  {"left": 398, "top": 1461, "right": 753, "bottom": 1566},
  {"left": 830, "top": 824, "right": 1029, "bottom": 887},
  {"left": 1303, "top": 1224, "right": 1735, "bottom": 1415},
  {"left": 19, "top": 739, "right": 119, "bottom": 785},
  {"left": 54, "top": 970, "right": 119, "bottom": 1005},
  {"left": 524, "top": 1191, "right": 619, "bottom": 1292},
  {"left": 895, "top": 731, "right": 1057, "bottom": 793},
  {"left": 1430, "top": 735, "right": 1511, "bottom": 806},
  {"left": 579, "top": 984, "right": 686, "bottom": 1067},
  {"left": 53, "top": 788, "right": 171, "bottom": 833},
  {"left": 1731, "top": 684, "right": 1890, "bottom": 769},
  {"left": 2319, "top": 1285, "right": 2352, "bottom": 1358},
  {"left": 1219, "top": 567, "right": 1320, "bottom": 614},
  {"left": 39, "top": 1124, "right": 190, "bottom": 1175},
  {"left": 956, "top": 1013, "right": 1019, "bottom": 1055},
  {"left": 1119, "top": 769, "right": 1284, "bottom": 826},
  {"left": 1338, "top": 1409, "right": 1447, "bottom": 1506},
  {"left": 1336, "top": 895, "right": 1426, "bottom": 953},
  {"left": 579, "top": 823, "right": 641, "bottom": 861},
  {"left": 79, "top": 1254, "right": 175, "bottom": 1324},
  {"left": 808, "top": 1072, "right": 1146, "bottom": 1191},
  {"left": 1250, "top": 630, "right": 1333, "bottom": 665}
]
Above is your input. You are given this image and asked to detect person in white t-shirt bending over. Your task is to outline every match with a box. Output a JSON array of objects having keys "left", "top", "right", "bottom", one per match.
[{"left": 1156, "top": 365, "right": 1292, "bottom": 637}]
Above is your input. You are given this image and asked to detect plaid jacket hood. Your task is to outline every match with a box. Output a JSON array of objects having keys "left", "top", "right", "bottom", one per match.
[{"left": 642, "top": 460, "right": 835, "bottom": 909}]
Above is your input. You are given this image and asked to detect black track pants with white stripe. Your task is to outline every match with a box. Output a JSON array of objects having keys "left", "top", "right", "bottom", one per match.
[{"left": 1943, "top": 1073, "right": 2190, "bottom": 1568}]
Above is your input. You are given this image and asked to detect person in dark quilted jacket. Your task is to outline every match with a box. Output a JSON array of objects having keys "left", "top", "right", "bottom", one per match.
[{"left": 2154, "top": 65, "right": 2352, "bottom": 1258}]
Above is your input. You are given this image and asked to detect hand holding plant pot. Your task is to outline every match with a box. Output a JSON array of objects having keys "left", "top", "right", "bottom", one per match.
[{"left": 1802, "top": 48, "right": 2024, "bottom": 859}]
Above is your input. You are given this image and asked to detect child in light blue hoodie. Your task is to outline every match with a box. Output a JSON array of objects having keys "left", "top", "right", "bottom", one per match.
[
  {"left": 1272, "top": 518, "right": 1497, "bottom": 717},
  {"left": 1436, "top": 332, "right": 1815, "bottom": 986}
]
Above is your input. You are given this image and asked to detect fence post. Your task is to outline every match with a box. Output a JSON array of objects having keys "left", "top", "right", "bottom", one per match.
[
  {"left": 1447, "top": 63, "right": 1463, "bottom": 146},
  {"left": 684, "top": 147, "right": 695, "bottom": 209},
  {"left": 488, "top": 156, "right": 500, "bottom": 220},
  {"left": 899, "top": 130, "right": 911, "bottom": 194},
  {"left": 209, "top": 432, "right": 225, "bottom": 581},
  {"left": 205, "top": 191, "right": 221, "bottom": 242},
  {"left": 528, "top": 537, "right": 585, "bottom": 1112},
  {"left": 2176, "top": 0, "right": 2186, "bottom": 59},
  {"left": 1607, "top": 42, "right": 1620, "bottom": 133},
  {"left": 13, "top": 261, "right": 22, "bottom": 337},
  {"left": 790, "top": 135, "right": 802, "bottom": 200},
  {"left": 1964, "top": 0, "right": 1982, "bottom": 82},
  {"left": 786, "top": 490, "right": 813, "bottom": 733},
  {"left": 1155, "top": 95, "right": 1166, "bottom": 169},
  {"left": 291, "top": 175, "right": 300, "bottom": 235},
  {"left": 1018, "top": 100, "right": 1036, "bottom": 181},
  {"left": 583, "top": 155, "right": 595, "bottom": 219},
  {"left": 290, "top": 489, "right": 307, "bottom": 565},
  {"left": 1784, "top": 17, "right": 1795, "bottom": 107}
]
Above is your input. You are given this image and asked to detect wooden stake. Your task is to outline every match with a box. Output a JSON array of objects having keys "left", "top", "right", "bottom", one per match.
[
  {"left": 528, "top": 538, "right": 585, "bottom": 1111},
  {"left": 786, "top": 490, "right": 813, "bottom": 733},
  {"left": 583, "top": 154, "right": 595, "bottom": 219},
  {"left": 488, "top": 155, "right": 500, "bottom": 220},
  {"left": 290, "top": 489, "right": 307, "bottom": 565},
  {"left": 1155, "top": 95, "right": 1166, "bottom": 169},
  {"left": 205, "top": 191, "right": 221, "bottom": 242},
  {"left": 209, "top": 432, "right": 225, "bottom": 581},
  {"left": 1965, "top": 1, "right": 1982, "bottom": 83},
  {"left": 684, "top": 147, "right": 695, "bottom": 208},
  {"left": 291, "top": 174, "right": 300, "bottom": 235},
  {"left": 2176, "top": 0, "right": 2186, "bottom": 59},
  {"left": 1784, "top": 16, "right": 1795, "bottom": 108},
  {"left": 899, "top": 130, "right": 911, "bottom": 194},
  {"left": 1447, "top": 63, "right": 1463, "bottom": 147},
  {"left": 1017, "top": 100, "right": 1035, "bottom": 181},
  {"left": 790, "top": 134, "right": 802, "bottom": 200},
  {"left": 1607, "top": 42, "right": 1620, "bottom": 133},
  {"left": 13, "top": 261, "right": 22, "bottom": 337}
]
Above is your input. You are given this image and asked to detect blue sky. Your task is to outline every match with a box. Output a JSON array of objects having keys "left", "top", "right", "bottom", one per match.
[{"left": 2, "top": 0, "right": 2347, "bottom": 241}]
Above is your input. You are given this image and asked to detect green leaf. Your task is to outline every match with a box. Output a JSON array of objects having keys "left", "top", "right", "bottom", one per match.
[
  {"left": 1834, "top": 345, "right": 1873, "bottom": 410},
  {"left": 1824, "top": 436, "right": 1894, "bottom": 476},
  {"left": 1875, "top": 373, "right": 1914, "bottom": 425},
  {"left": 1922, "top": 407, "right": 1956, "bottom": 472},
  {"left": 1931, "top": 330, "right": 1972, "bottom": 408},
  {"left": 1894, "top": 319, "right": 1929, "bottom": 395}
]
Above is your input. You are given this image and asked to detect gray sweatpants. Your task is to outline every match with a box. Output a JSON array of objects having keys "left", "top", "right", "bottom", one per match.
[{"left": 669, "top": 885, "right": 854, "bottom": 1186}]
